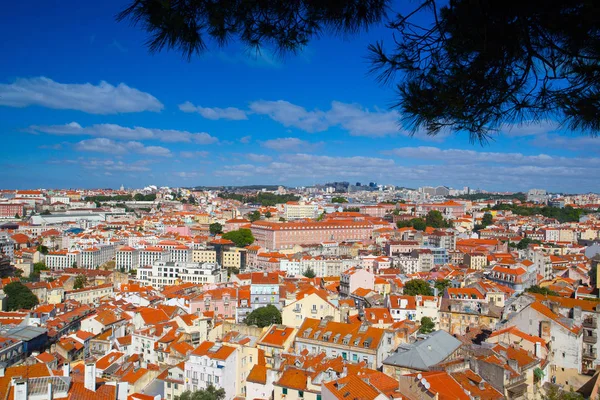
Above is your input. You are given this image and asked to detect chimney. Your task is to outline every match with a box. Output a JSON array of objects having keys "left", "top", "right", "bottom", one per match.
[
  {"left": 62, "top": 363, "right": 70, "bottom": 377},
  {"left": 13, "top": 378, "right": 28, "bottom": 400},
  {"left": 0, "top": 362, "right": 6, "bottom": 377},
  {"left": 84, "top": 361, "right": 96, "bottom": 392},
  {"left": 48, "top": 382, "right": 53, "bottom": 400},
  {"left": 116, "top": 382, "right": 128, "bottom": 400}
]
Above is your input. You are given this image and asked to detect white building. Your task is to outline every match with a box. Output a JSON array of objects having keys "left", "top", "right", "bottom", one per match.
[
  {"left": 136, "top": 261, "right": 226, "bottom": 289},
  {"left": 185, "top": 342, "right": 239, "bottom": 399},
  {"left": 115, "top": 246, "right": 140, "bottom": 271}
]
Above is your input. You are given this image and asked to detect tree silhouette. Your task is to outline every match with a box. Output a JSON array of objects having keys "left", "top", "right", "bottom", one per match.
[{"left": 118, "top": 0, "right": 600, "bottom": 139}]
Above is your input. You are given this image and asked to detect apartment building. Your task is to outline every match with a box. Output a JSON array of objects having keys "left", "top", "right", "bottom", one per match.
[
  {"left": 80, "top": 245, "right": 117, "bottom": 268},
  {"left": 283, "top": 201, "right": 318, "bottom": 220},
  {"left": 136, "top": 261, "right": 226, "bottom": 289},
  {"left": 64, "top": 284, "right": 114, "bottom": 305},
  {"left": 115, "top": 246, "right": 140, "bottom": 271},
  {"left": 45, "top": 250, "right": 81, "bottom": 270},
  {"left": 294, "top": 318, "right": 394, "bottom": 369},
  {"left": 251, "top": 220, "right": 376, "bottom": 250},
  {"left": 184, "top": 342, "right": 239, "bottom": 399}
]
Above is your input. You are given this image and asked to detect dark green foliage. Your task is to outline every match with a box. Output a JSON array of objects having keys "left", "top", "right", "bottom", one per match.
[
  {"left": 85, "top": 194, "right": 133, "bottom": 202},
  {"left": 134, "top": 193, "right": 157, "bottom": 201},
  {"left": 303, "top": 267, "right": 316, "bottom": 279},
  {"left": 492, "top": 204, "right": 584, "bottom": 223},
  {"left": 245, "top": 305, "right": 282, "bottom": 328},
  {"left": 32, "top": 262, "right": 49, "bottom": 278},
  {"left": 209, "top": 223, "right": 223, "bottom": 235},
  {"left": 526, "top": 285, "right": 559, "bottom": 296},
  {"left": 117, "top": 0, "right": 387, "bottom": 60},
  {"left": 433, "top": 279, "right": 451, "bottom": 294},
  {"left": 397, "top": 218, "right": 426, "bottom": 231},
  {"left": 264, "top": 211, "right": 272, "bottom": 218},
  {"left": 73, "top": 274, "right": 87, "bottom": 290},
  {"left": 419, "top": 317, "right": 435, "bottom": 334},
  {"left": 331, "top": 197, "right": 348, "bottom": 203},
  {"left": 219, "top": 192, "right": 300, "bottom": 207},
  {"left": 36, "top": 245, "right": 49, "bottom": 255},
  {"left": 247, "top": 211, "right": 261, "bottom": 222},
  {"left": 370, "top": 1, "right": 600, "bottom": 141},
  {"left": 425, "top": 211, "right": 452, "bottom": 228},
  {"left": 403, "top": 279, "right": 434, "bottom": 296},
  {"left": 4, "top": 282, "right": 39, "bottom": 310},
  {"left": 517, "top": 237, "right": 543, "bottom": 249},
  {"left": 481, "top": 213, "right": 494, "bottom": 227},
  {"left": 176, "top": 385, "right": 226, "bottom": 400},
  {"left": 541, "top": 386, "right": 583, "bottom": 400},
  {"left": 222, "top": 229, "right": 255, "bottom": 247}
]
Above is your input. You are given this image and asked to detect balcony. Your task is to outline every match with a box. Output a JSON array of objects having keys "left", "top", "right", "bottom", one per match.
[
  {"left": 191, "top": 378, "right": 198, "bottom": 384},
  {"left": 583, "top": 349, "right": 597, "bottom": 359},
  {"left": 293, "top": 307, "right": 301, "bottom": 313},
  {"left": 583, "top": 335, "right": 598, "bottom": 344},
  {"left": 583, "top": 318, "right": 597, "bottom": 329},
  {"left": 311, "top": 308, "right": 318, "bottom": 314}
]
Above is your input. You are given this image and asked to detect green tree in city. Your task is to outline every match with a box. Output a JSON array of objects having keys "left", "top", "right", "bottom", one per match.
[
  {"left": 264, "top": 211, "right": 272, "bottom": 218},
  {"left": 73, "top": 274, "right": 87, "bottom": 290},
  {"left": 331, "top": 196, "right": 348, "bottom": 203},
  {"left": 303, "top": 267, "right": 316, "bottom": 279},
  {"left": 526, "top": 285, "right": 559, "bottom": 296},
  {"left": 433, "top": 279, "right": 451, "bottom": 295},
  {"left": 247, "top": 211, "right": 261, "bottom": 222},
  {"left": 222, "top": 229, "right": 255, "bottom": 248},
  {"left": 3, "top": 282, "right": 39, "bottom": 310},
  {"left": 481, "top": 213, "right": 494, "bottom": 227},
  {"left": 209, "top": 223, "right": 223, "bottom": 235},
  {"left": 36, "top": 245, "right": 49, "bottom": 255},
  {"left": 425, "top": 211, "right": 450, "bottom": 228},
  {"left": 403, "top": 279, "right": 434, "bottom": 296},
  {"left": 176, "top": 385, "right": 226, "bottom": 400},
  {"left": 419, "top": 317, "right": 435, "bottom": 334},
  {"left": 245, "top": 305, "right": 282, "bottom": 328}
]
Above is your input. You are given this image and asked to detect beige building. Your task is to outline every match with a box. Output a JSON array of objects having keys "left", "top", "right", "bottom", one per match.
[
  {"left": 64, "top": 284, "right": 114, "bottom": 305},
  {"left": 464, "top": 252, "right": 487, "bottom": 270},
  {"left": 282, "top": 291, "right": 341, "bottom": 329}
]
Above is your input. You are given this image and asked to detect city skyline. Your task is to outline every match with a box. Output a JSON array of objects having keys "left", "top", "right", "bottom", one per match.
[{"left": 1, "top": 1, "right": 599, "bottom": 192}]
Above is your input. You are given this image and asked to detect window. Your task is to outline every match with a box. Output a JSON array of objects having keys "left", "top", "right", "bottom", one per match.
[
  {"left": 299, "top": 391, "right": 304, "bottom": 398},
  {"left": 167, "top": 383, "right": 171, "bottom": 388},
  {"left": 283, "top": 388, "right": 288, "bottom": 395},
  {"left": 215, "top": 376, "right": 219, "bottom": 384}
]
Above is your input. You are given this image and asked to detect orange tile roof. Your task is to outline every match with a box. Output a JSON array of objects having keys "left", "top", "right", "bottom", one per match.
[{"left": 258, "top": 326, "right": 296, "bottom": 348}]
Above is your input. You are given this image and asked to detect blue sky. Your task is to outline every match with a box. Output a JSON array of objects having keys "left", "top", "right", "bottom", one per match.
[{"left": 0, "top": 0, "right": 598, "bottom": 192}]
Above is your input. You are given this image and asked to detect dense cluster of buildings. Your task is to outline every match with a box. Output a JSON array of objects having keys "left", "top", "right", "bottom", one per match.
[{"left": 0, "top": 185, "right": 599, "bottom": 399}]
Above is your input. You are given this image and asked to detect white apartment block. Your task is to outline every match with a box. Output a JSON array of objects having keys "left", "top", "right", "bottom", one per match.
[
  {"left": 184, "top": 343, "right": 239, "bottom": 400},
  {"left": 80, "top": 245, "right": 117, "bottom": 268},
  {"left": 139, "top": 247, "right": 169, "bottom": 267},
  {"left": 115, "top": 247, "right": 140, "bottom": 271},
  {"left": 136, "top": 261, "right": 227, "bottom": 289},
  {"left": 46, "top": 251, "right": 81, "bottom": 270}
]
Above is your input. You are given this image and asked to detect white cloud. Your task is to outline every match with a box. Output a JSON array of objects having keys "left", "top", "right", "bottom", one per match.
[
  {"left": 387, "top": 146, "right": 600, "bottom": 167},
  {"left": 249, "top": 100, "right": 404, "bottom": 137},
  {"left": 74, "top": 138, "right": 172, "bottom": 157},
  {"left": 180, "top": 151, "right": 209, "bottom": 158},
  {"left": 0, "top": 77, "right": 163, "bottom": 114},
  {"left": 245, "top": 153, "right": 272, "bottom": 162},
  {"left": 239, "top": 136, "right": 252, "bottom": 143},
  {"left": 261, "top": 137, "right": 322, "bottom": 152},
  {"left": 174, "top": 171, "right": 202, "bottom": 179},
  {"left": 179, "top": 101, "right": 248, "bottom": 120},
  {"left": 29, "top": 122, "right": 218, "bottom": 144}
]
